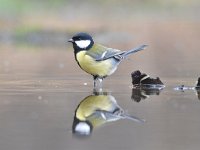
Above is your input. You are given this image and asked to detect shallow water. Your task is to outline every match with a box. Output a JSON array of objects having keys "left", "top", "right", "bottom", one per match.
[{"left": 0, "top": 49, "right": 200, "bottom": 150}]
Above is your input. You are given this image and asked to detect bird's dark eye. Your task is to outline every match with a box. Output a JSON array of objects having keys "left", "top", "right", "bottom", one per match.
[{"left": 74, "top": 37, "right": 81, "bottom": 41}]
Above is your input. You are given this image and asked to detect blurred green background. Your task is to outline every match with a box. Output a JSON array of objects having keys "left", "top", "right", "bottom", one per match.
[
  {"left": 0, "top": 0, "right": 199, "bottom": 46},
  {"left": 1, "top": 2, "right": 200, "bottom": 150},
  {"left": 0, "top": 0, "right": 200, "bottom": 77}
]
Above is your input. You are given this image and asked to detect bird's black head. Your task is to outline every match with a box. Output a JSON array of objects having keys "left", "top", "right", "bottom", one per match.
[{"left": 68, "top": 32, "right": 94, "bottom": 53}]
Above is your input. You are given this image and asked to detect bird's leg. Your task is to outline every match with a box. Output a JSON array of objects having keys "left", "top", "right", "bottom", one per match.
[
  {"left": 93, "top": 76, "right": 103, "bottom": 92},
  {"left": 93, "top": 76, "right": 99, "bottom": 88}
]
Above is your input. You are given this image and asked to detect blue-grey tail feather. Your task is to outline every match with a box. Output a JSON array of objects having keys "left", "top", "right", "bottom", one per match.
[
  {"left": 122, "top": 45, "right": 148, "bottom": 58},
  {"left": 121, "top": 114, "right": 146, "bottom": 123}
]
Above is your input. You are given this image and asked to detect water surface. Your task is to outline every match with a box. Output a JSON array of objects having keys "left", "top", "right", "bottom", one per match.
[{"left": 0, "top": 49, "right": 200, "bottom": 150}]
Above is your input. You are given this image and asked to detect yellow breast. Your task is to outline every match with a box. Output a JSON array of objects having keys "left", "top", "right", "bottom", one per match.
[
  {"left": 76, "top": 51, "right": 115, "bottom": 77},
  {"left": 76, "top": 95, "right": 115, "bottom": 121}
]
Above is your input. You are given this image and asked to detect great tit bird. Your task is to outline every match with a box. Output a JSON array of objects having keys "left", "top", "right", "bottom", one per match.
[
  {"left": 72, "top": 93, "right": 145, "bottom": 136},
  {"left": 68, "top": 32, "right": 147, "bottom": 89}
]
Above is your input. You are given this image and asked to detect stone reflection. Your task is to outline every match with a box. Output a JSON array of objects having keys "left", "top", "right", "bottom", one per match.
[
  {"left": 72, "top": 92, "right": 144, "bottom": 136},
  {"left": 131, "top": 88, "right": 163, "bottom": 102},
  {"left": 174, "top": 77, "right": 200, "bottom": 100},
  {"left": 196, "top": 89, "right": 200, "bottom": 100}
]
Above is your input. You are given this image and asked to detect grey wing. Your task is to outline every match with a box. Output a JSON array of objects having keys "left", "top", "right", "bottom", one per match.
[
  {"left": 94, "top": 110, "right": 122, "bottom": 121},
  {"left": 95, "top": 44, "right": 147, "bottom": 61},
  {"left": 85, "top": 44, "right": 124, "bottom": 61},
  {"left": 95, "top": 48, "right": 124, "bottom": 61}
]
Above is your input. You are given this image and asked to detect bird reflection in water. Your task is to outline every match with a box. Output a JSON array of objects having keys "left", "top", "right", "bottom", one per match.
[{"left": 72, "top": 92, "right": 145, "bottom": 136}]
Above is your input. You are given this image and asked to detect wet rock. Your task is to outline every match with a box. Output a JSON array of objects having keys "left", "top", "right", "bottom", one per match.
[
  {"left": 196, "top": 77, "right": 200, "bottom": 100},
  {"left": 131, "top": 70, "right": 164, "bottom": 88},
  {"left": 174, "top": 77, "right": 200, "bottom": 92}
]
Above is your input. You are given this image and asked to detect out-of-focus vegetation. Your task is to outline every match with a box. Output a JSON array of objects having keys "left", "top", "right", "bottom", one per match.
[
  {"left": 0, "top": 0, "right": 199, "bottom": 14},
  {"left": 0, "top": 0, "right": 200, "bottom": 48},
  {"left": 0, "top": 0, "right": 199, "bottom": 48},
  {"left": 0, "top": 0, "right": 200, "bottom": 77}
]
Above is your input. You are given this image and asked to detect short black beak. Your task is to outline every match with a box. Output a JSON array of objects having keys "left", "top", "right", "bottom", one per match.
[{"left": 68, "top": 38, "right": 74, "bottom": 43}]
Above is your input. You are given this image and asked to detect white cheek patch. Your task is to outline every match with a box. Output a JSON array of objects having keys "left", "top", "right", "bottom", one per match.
[
  {"left": 75, "top": 40, "right": 91, "bottom": 49},
  {"left": 75, "top": 122, "right": 90, "bottom": 135}
]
